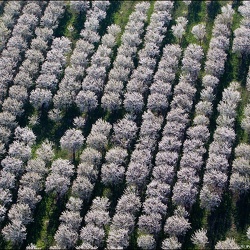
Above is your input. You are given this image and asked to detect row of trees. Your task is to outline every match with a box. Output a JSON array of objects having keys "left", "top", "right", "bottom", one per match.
[
  {"left": 101, "top": 2, "right": 150, "bottom": 113},
  {"left": 147, "top": 44, "right": 181, "bottom": 114},
  {"left": 75, "top": 24, "right": 121, "bottom": 114},
  {"left": 137, "top": 45, "right": 181, "bottom": 249},
  {"left": 125, "top": 0, "right": 176, "bottom": 189},
  {"left": 103, "top": 3, "right": 178, "bottom": 248},
  {"left": 0, "top": 2, "right": 69, "bottom": 246},
  {"left": 198, "top": 3, "right": 237, "bottom": 211},
  {"left": 155, "top": 42, "right": 203, "bottom": 248},
  {"left": 2, "top": 140, "right": 54, "bottom": 246},
  {"left": 205, "top": 4, "right": 234, "bottom": 77},
  {"left": 124, "top": 1, "right": 174, "bottom": 114},
  {"left": 0, "top": 0, "right": 69, "bottom": 225},
  {"left": 51, "top": 1, "right": 110, "bottom": 117},
  {"left": 200, "top": 82, "right": 240, "bottom": 210},
  {"left": 230, "top": 1, "right": 250, "bottom": 196},
  {"left": 77, "top": 197, "right": 110, "bottom": 249},
  {"left": 104, "top": 8, "right": 189, "bottom": 247},
  {"left": 104, "top": 37, "right": 201, "bottom": 249},
  {"left": 52, "top": 119, "right": 111, "bottom": 248},
  {"left": 30, "top": 36, "right": 72, "bottom": 112},
  {"left": 160, "top": 4, "right": 236, "bottom": 248},
  {"left": 0, "top": 1, "right": 24, "bottom": 52},
  {"left": 1, "top": 127, "right": 36, "bottom": 245},
  {"left": 126, "top": 112, "right": 162, "bottom": 189},
  {"left": 230, "top": 67, "right": 250, "bottom": 195},
  {"left": 135, "top": 43, "right": 182, "bottom": 249},
  {"left": 0, "top": 1, "right": 44, "bottom": 106},
  {"left": 100, "top": 116, "right": 137, "bottom": 186},
  {"left": 50, "top": 3, "right": 151, "bottom": 246},
  {"left": 71, "top": 6, "right": 172, "bottom": 246},
  {"left": 232, "top": 1, "right": 250, "bottom": 57},
  {"left": 106, "top": 187, "right": 141, "bottom": 249},
  {"left": 0, "top": 1, "right": 66, "bottom": 158},
  {"left": 172, "top": 3, "right": 234, "bottom": 212}
]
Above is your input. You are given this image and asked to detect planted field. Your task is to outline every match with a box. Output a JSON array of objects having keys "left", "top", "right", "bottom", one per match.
[{"left": 0, "top": 1, "right": 249, "bottom": 249}]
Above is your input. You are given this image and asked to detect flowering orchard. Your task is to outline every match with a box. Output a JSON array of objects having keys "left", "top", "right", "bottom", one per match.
[{"left": 0, "top": 1, "right": 249, "bottom": 249}]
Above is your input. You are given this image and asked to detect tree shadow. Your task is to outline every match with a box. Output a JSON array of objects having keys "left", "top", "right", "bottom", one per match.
[
  {"left": 234, "top": 192, "right": 250, "bottom": 232},
  {"left": 207, "top": 193, "right": 233, "bottom": 248},
  {"left": 207, "top": 0, "right": 221, "bottom": 21},
  {"left": 188, "top": 1, "right": 202, "bottom": 24}
]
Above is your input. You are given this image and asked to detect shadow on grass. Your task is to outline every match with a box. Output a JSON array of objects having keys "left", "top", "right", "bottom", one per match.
[
  {"left": 207, "top": 193, "right": 233, "bottom": 248},
  {"left": 234, "top": 192, "right": 250, "bottom": 232}
]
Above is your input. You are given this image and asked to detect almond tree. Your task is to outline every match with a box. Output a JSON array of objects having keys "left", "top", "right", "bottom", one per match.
[
  {"left": 215, "top": 238, "right": 240, "bottom": 249},
  {"left": 60, "top": 128, "right": 85, "bottom": 162},
  {"left": 191, "top": 23, "right": 206, "bottom": 44},
  {"left": 191, "top": 228, "right": 208, "bottom": 248},
  {"left": 2, "top": 220, "right": 27, "bottom": 246}
]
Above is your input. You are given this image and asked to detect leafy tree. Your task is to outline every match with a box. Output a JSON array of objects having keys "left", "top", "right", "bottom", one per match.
[
  {"left": 30, "top": 88, "right": 52, "bottom": 110},
  {"left": 26, "top": 158, "right": 47, "bottom": 175},
  {"left": 71, "top": 176, "right": 93, "bottom": 201},
  {"left": 107, "top": 228, "right": 130, "bottom": 249},
  {"left": 1, "top": 156, "right": 24, "bottom": 176},
  {"left": 17, "top": 186, "right": 41, "bottom": 210},
  {"left": 36, "top": 140, "right": 54, "bottom": 164},
  {"left": 54, "top": 224, "right": 78, "bottom": 249},
  {"left": 77, "top": 163, "right": 98, "bottom": 183},
  {"left": 80, "top": 224, "right": 105, "bottom": 248},
  {"left": 191, "top": 24, "right": 206, "bottom": 44},
  {"left": 199, "top": 185, "right": 221, "bottom": 210},
  {"left": 45, "top": 173, "right": 71, "bottom": 198},
  {"left": 116, "top": 188, "right": 141, "bottom": 215},
  {"left": 20, "top": 172, "right": 42, "bottom": 193},
  {"left": 2, "top": 220, "right": 27, "bottom": 246},
  {"left": 111, "top": 212, "right": 135, "bottom": 233},
  {"left": 69, "top": 0, "right": 89, "bottom": 13},
  {"left": 59, "top": 210, "right": 81, "bottom": 231},
  {"left": 138, "top": 213, "right": 162, "bottom": 235},
  {"left": 105, "top": 147, "right": 128, "bottom": 165},
  {"left": 86, "top": 133, "right": 108, "bottom": 152},
  {"left": 172, "top": 181, "right": 198, "bottom": 207},
  {"left": 76, "top": 90, "right": 98, "bottom": 113},
  {"left": 14, "top": 126, "right": 36, "bottom": 146},
  {"left": 215, "top": 238, "right": 240, "bottom": 249},
  {"left": 113, "top": 118, "right": 137, "bottom": 148},
  {"left": 101, "top": 163, "right": 125, "bottom": 186},
  {"left": 137, "top": 234, "right": 156, "bottom": 250},
  {"left": 162, "top": 237, "right": 181, "bottom": 249},
  {"left": 164, "top": 215, "right": 191, "bottom": 236},
  {"left": 2, "top": 98, "right": 24, "bottom": 117},
  {"left": 8, "top": 203, "right": 33, "bottom": 225},
  {"left": 0, "top": 188, "right": 12, "bottom": 206},
  {"left": 66, "top": 197, "right": 83, "bottom": 212},
  {"left": 85, "top": 210, "right": 110, "bottom": 228},
  {"left": 9, "top": 86, "right": 28, "bottom": 103},
  {"left": 0, "top": 171, "right": 16, "bottom": 189},
  {"left": 191, "top": 228, "right": 208, "bottom": 248},
  {"left": 124, "top": 92, "right": 144, "bottom": 114},
  {"left": 80, "top": 147, "right": 101, "bottom": 165},
  {"left": 60, "top": 128, "right": 85, "bottom": 161}
]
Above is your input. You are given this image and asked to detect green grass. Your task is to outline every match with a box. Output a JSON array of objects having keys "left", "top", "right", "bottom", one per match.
[
  {"left": 173, "top": 1, "right": 189, "bottom": 20},
  {"left": 146, "top": 1, "right": 155, "bottom": 26},
  {"left": 31, "top": 195, "right": 55, "bottom": 249},
  {"left": 112, "top": 1, "right": 137, "bottom": 46},
  {"left": 54, "top": 3, "right": 85, "bottom": 45}
]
